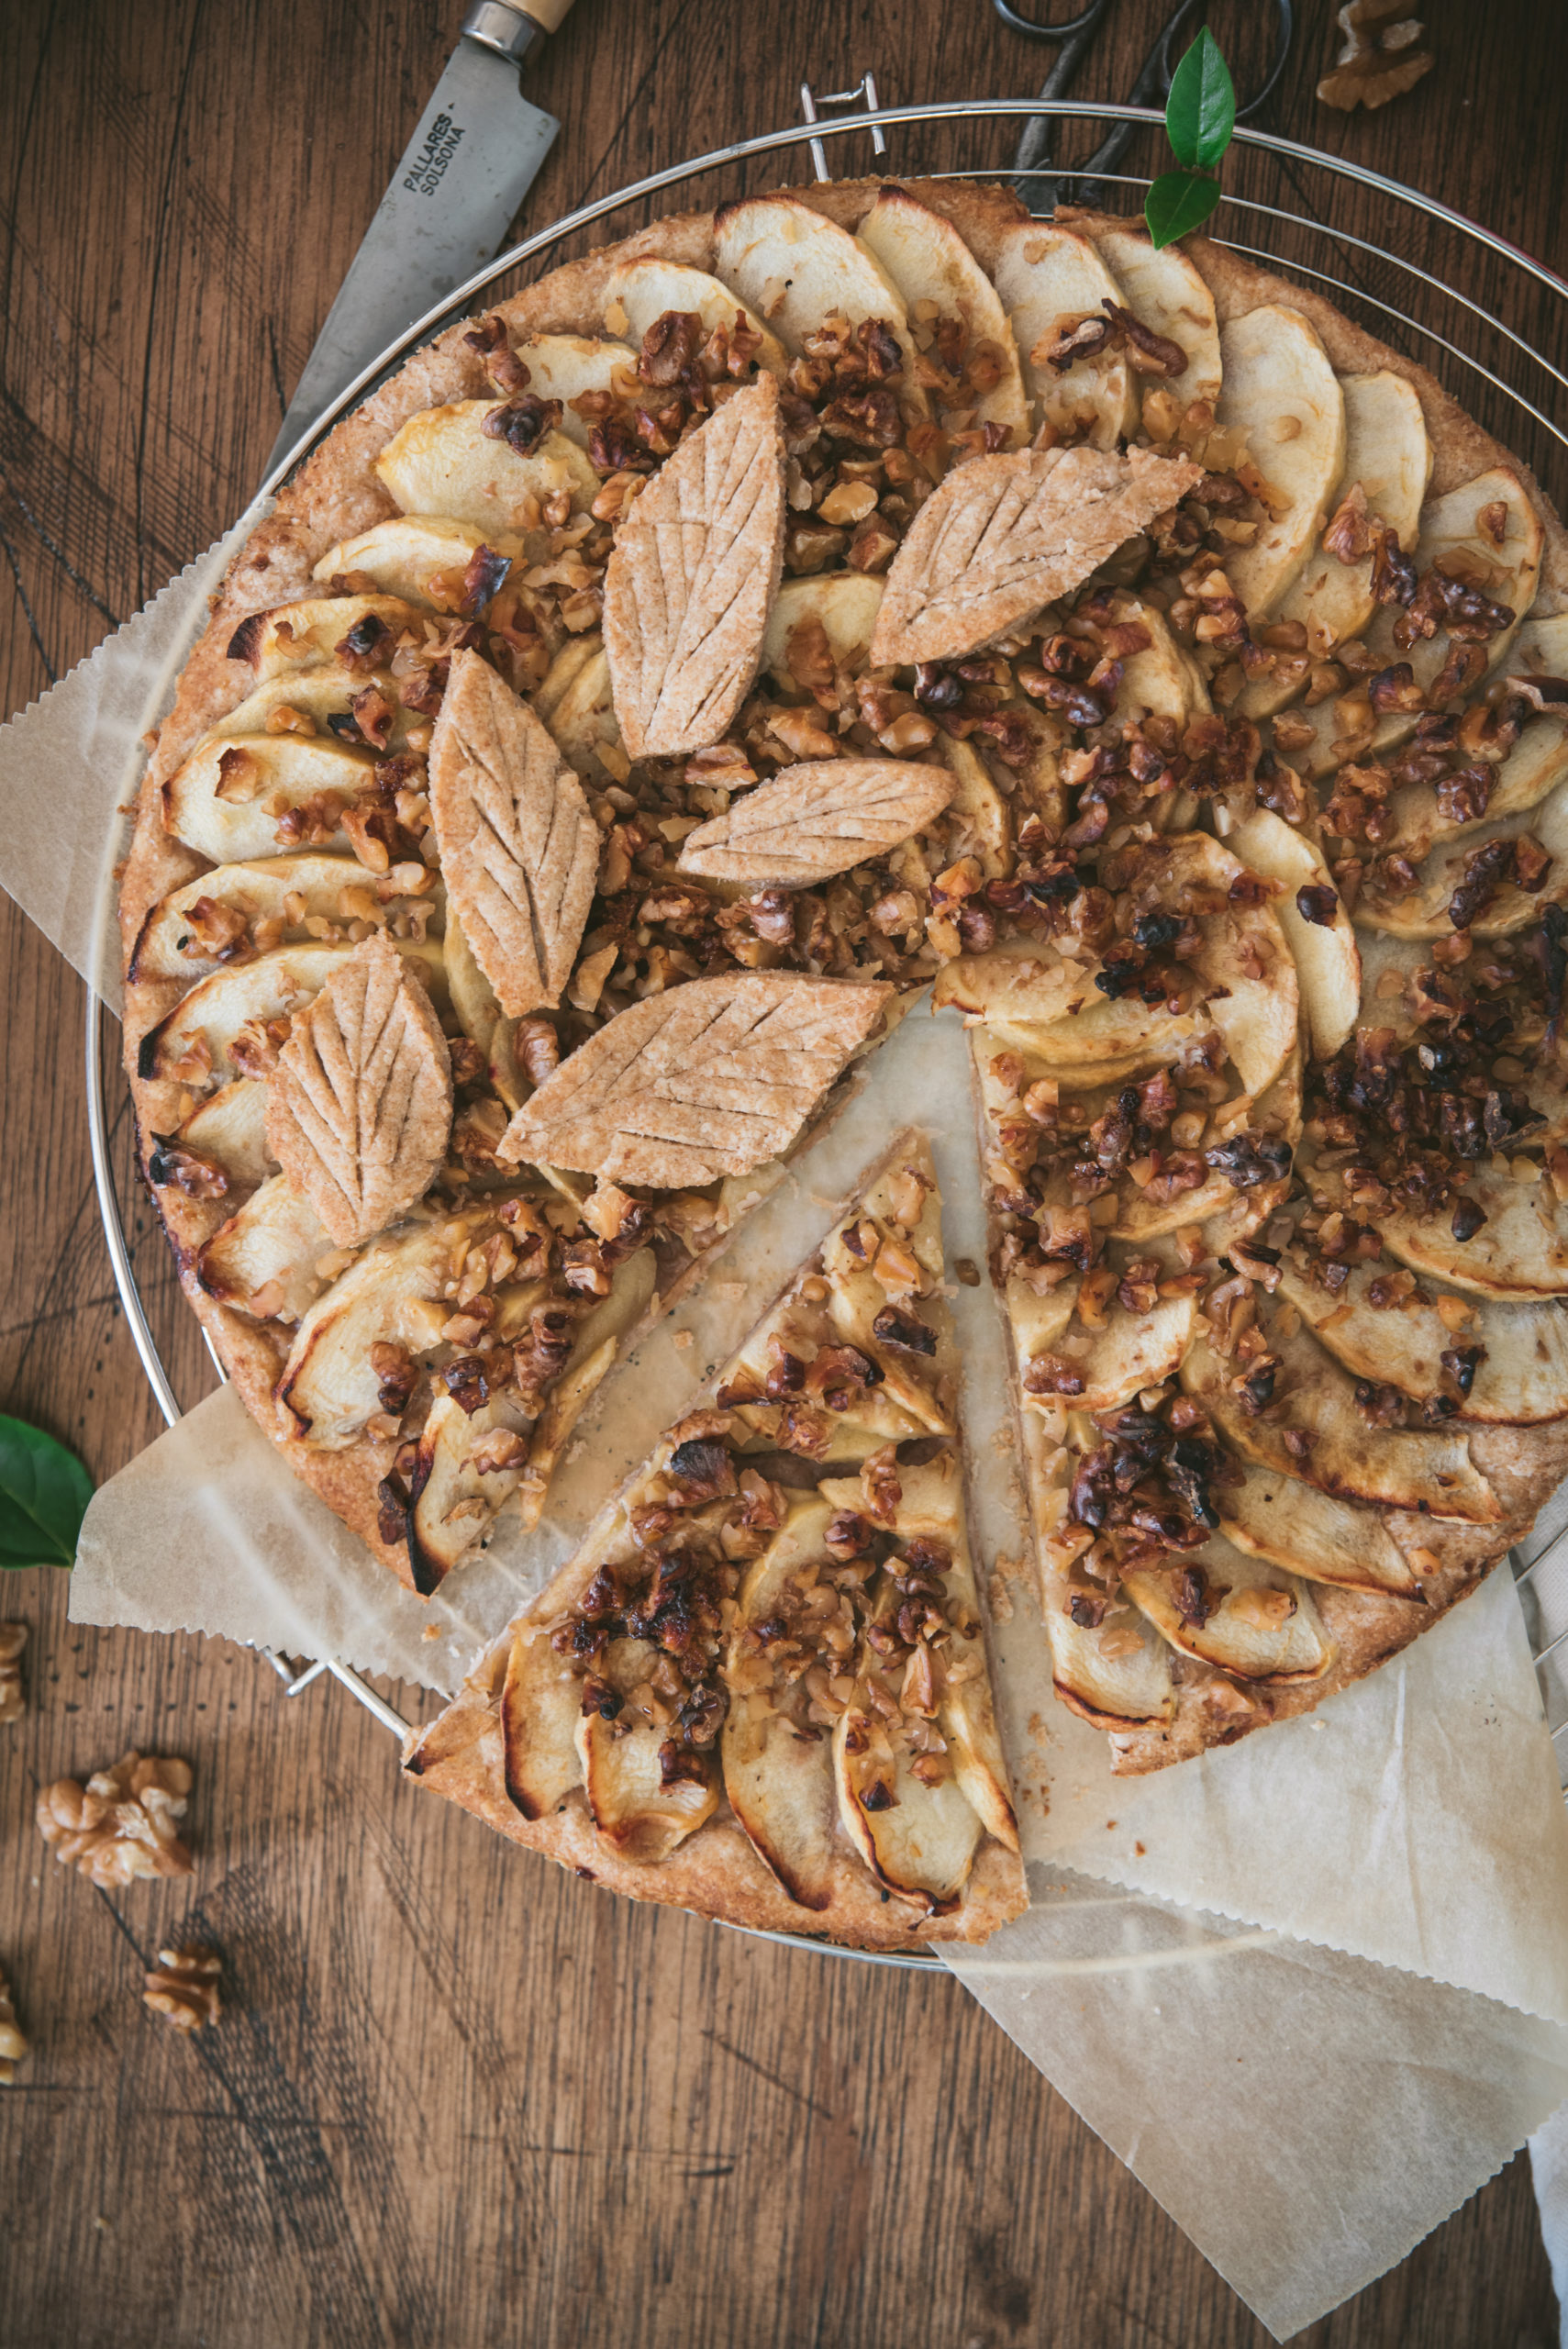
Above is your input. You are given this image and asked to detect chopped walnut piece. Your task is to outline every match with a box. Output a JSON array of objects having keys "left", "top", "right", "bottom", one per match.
[
  {"left": 36, "top": 1751, "right": 195, "bottom": 1887},
  {"left": 143, "top": 1945, "right": 222, "bottom": 2033},
  {"left": 1318, "top": 0, "right": 1432, "bottom": 111},
  {"left": 0, "top": 1623, "right": 26, "bottom": 1725},
  {"left": 0, "top": 1962, "right": 26, "bottom": 2084}
]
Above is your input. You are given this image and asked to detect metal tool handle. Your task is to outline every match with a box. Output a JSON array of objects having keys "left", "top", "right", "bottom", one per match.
[{"left": 463, "top": 0, "right": 575, "bottom": 67}]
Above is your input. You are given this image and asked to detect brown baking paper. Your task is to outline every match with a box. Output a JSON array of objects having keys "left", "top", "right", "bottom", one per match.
[
  {"left": 0, "top": 495, "right": 275, "bottom": 1013},
  {"left": 10, "top": 551, "right": 1568, "bottom": 2338}
]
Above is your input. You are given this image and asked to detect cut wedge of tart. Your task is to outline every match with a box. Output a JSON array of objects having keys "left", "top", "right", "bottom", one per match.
[{"left": 405, "top": 1131, "right": 1027, "bottom": 1948}]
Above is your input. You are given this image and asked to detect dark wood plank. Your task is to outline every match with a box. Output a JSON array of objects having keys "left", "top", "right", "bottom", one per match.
[{"left": 2, "top": 5, "right": 1566, "bottom": 2344}]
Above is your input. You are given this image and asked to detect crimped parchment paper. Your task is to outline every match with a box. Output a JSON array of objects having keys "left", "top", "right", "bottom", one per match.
[{"left": 8, "top": 546, "right": 1568, "bottom": 2341}]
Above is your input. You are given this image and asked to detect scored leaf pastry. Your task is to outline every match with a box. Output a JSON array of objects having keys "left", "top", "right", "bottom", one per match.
[
  {"left": 603, "top": 373, "right": 786, "bottom": 759},
  {"left": 264, "top": 933, "right": 452, "bottom": 1249},
  {"left": 497, "top": 972, "right": 893, "bottom": 1187},
  {"left": 428, "top": 648, "right": 600, "bottom": 1016},
  {"left": 869, "top": 444, "right": 1203, "bottom": 668},
  {"left": 405, "top": 1131, "right": 1027, "bottom": 1949}
]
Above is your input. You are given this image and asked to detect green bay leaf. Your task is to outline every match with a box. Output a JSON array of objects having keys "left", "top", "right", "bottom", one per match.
[
  {"left": 0, "top": 1412, "right": 94, "bottom": 1569},
  {"left": 1144, "top": 171, "right": 1224, "bottom": 251}
]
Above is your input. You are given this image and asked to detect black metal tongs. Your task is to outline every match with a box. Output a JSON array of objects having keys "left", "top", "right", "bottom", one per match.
[{"left": 994, "top": 0, "right": 1295, "bottom": 211}]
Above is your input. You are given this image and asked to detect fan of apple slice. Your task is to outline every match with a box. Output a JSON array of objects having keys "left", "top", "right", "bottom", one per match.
[
  {"left": 1238, "top": 369, "right": 1429, "bottom": 714},
  {"left": 857, "top": 186, "right": 1030, "bottom": 451},
  {"left": 1355, "top": 776, "right": 1568, "bottom": 939},
  {"left": 1269, "top": 468, "right": 1546, "bottom": 780},
  {"left": 1275, "top": 1254, "right": 1568, "bottom": 1425},
  {"left": 1181, "top": 1291, "right": 1501, "bottom": 1522}
]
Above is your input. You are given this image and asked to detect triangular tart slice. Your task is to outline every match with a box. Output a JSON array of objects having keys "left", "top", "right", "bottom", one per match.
[{"left": 404, "top": 1131, "right": 1027, "bottom": 1950}]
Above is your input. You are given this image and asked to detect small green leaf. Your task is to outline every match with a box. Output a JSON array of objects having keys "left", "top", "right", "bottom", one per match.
[
  {"left": 0, "top": 1413, "right": 93, "bottom": 1569},
  {"left": 1164, "top": 27, "right": 1237, "bottom": 172},
  {"left": 1144, "top": 171, "right": 1224, "bottom": 251}
]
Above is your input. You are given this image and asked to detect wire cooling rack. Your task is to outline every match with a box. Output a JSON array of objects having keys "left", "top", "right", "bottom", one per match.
[{"left": 85, "top": 90, "right": 1568, "bottom": 1965}]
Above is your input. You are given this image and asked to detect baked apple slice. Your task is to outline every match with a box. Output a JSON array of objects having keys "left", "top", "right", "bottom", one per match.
[
  {"left": 510, "top": 333, "right": 636, "bottom": 445},
  {"left": 1218, "top": 1463, "right": 1422, "bottom": 1599},
  {"left": 1122, "top": 1538, "right": 1335, "bottom": 1684},
  {"left": 197, "top": 1174, "right": 332, "bottom": 1325},
  {"left": 130, "top": 853, "right": 438, "bottom": 985},
  {"left": 312, "top": 515, "right": 524, "bottom": 607},
  {"left": 1228, "top": 807, "right": 1360, "bottom": 1059},
  {"left": 161, "top": 732, "right": 375, "bottom": 864},
  {"left": 1089, "top": 225, "right": 1223, "bottom": 406},
  {"left": 991, "top": 219, "right": 1140, "bottom": 448},
  {"left": 601, "top": 257, "right": 788, "bottom": 375},
  {"left": 228, "top": 595, "right": 425, "bottom": 681},
  {"left": 374, "top": 401, "right": 597, "bottom": 532},
  {"left": 1213, "top": 306, "right": 1347, "bottom": 622}
]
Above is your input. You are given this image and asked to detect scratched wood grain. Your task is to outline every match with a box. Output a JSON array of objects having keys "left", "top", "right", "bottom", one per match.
[{"left": 3, "top": 5, "right": 1567, "bottom": 2344}]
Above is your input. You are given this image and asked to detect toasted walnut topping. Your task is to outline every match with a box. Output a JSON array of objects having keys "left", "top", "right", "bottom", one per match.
[
  {"left": 0, "top": 1963, "right": 26, "bottom": 2085},
  {"left": 143, "top": 1945, "right": 222, "bottom": 2033},
  {"left": 0, "top": 1622, "right": 27, "bottom": 1726},
  {"left": 1318, "top": 0, "right": 1433, "bottom": 112},
  {"left": 37, "top": 1752, "right": 195, "bottom": 1886}
]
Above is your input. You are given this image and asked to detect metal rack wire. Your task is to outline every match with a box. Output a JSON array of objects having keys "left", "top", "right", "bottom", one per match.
[{"left": 85, "top": 92, "right": 1568, "bottom": 1966}]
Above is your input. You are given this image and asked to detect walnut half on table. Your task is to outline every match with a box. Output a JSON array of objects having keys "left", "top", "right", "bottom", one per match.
[
  {"left": 143, "top": 1946, "right": 221, "bottom": 2033},
  {"left": 0, "top": 1623, "right": 26, "bottom": 1724},
  {"left": 0, "top": 1963, "right": 27, "bottom": 2084},
  {"left": 36, "top": 1752, "right": 195, "bottom": 1887}
]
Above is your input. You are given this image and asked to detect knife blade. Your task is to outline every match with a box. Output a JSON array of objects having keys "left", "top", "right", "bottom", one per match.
[{"left": 268, "top": 0, "right": 577, "bottom": 473}]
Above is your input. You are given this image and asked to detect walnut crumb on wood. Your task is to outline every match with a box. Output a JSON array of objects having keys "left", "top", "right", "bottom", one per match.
[
  {"left": 36, "top": 1752, "right": 195, "bottom": 1886},
  {"left": 0, "top": 1963, "right": 27, "bottom": 2083},
  {"left": 143, "top": 1946, "right": 221, "bottom": 2033},
  {"left": 0, "top": 1623, "right": 26, "bottom": 1724}
]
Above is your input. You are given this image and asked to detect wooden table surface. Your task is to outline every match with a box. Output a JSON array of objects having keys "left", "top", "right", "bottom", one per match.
[{"left": 4, "top": 4, "right": 1567, "bottom": 2342}]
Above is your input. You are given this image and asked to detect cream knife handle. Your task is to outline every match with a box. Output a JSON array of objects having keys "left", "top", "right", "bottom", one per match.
[{"left": 462, "top": 0, "right": 576, "bottom": 69}]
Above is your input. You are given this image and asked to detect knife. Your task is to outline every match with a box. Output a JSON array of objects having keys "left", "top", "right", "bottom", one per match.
[{"left": 268, "top": 0, "right": 578, "bottom": 474}]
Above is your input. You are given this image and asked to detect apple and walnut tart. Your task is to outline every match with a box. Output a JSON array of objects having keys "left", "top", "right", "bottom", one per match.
[{"left": 117, "top": 170, "right": 1568, "bottom": 1902}]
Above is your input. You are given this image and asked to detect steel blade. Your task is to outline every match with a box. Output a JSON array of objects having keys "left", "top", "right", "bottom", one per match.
[{"left": 269, "top": 40, "right": 558, "bottom": 471}]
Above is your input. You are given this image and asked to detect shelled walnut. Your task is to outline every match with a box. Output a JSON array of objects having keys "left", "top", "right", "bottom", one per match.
[
  {"left": 1318, "top": 0, "right": 1433, "bottom": 110},
  {"left": 0, "top": 1963, "right": 27, "bottom": 2083},
  {"left": 143, "top": 1945, "right": 221, "bottom": 2033},
  {"left": 0, "top": 1623, "right": 25, "bottom": 1724},
  {"left": 36, "top": 1751, "right": 195, "bottom": 1887}
]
